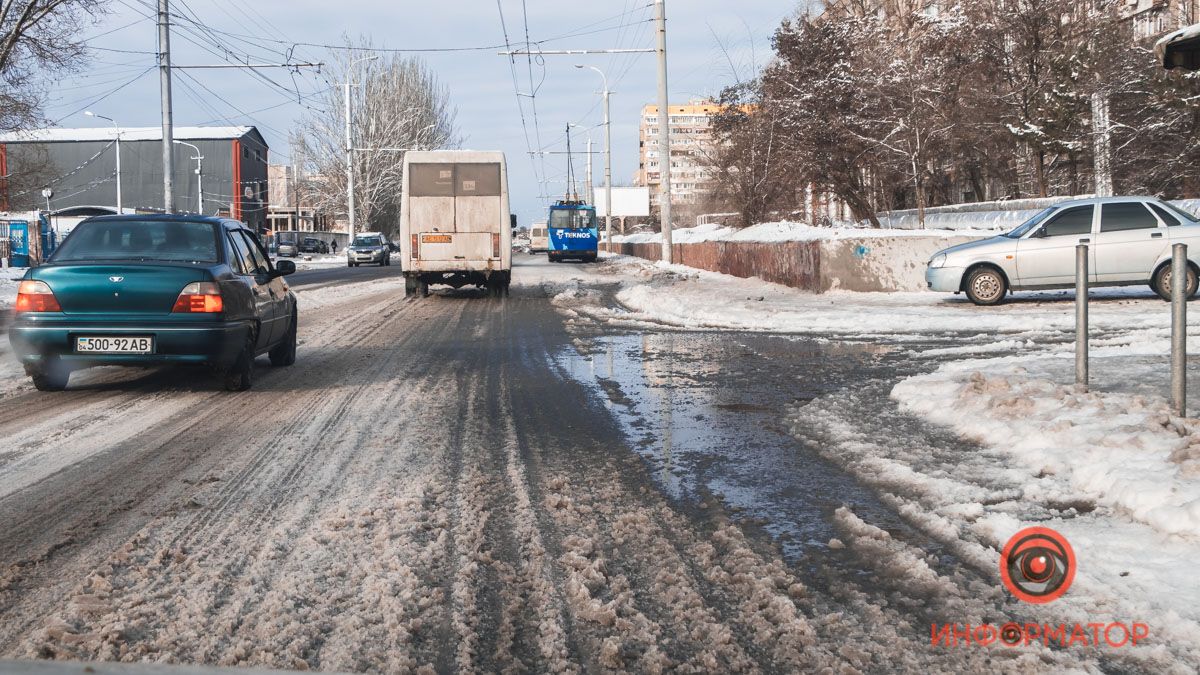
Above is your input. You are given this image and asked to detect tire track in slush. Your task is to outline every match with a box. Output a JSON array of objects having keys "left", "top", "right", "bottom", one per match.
[
  {"left": 0, "top": 282, "right": 423, "bottom": 657},
  {"left": 39, "top": 294, "right": 447, "bottom": 661}
]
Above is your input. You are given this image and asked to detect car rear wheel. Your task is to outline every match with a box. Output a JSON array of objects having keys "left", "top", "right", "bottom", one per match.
[
  {"left": 222, "top": 334, "right": 255, "bottom": 391},
  {"left": 269, "top": 311, "right": 297, "bottom": 367},
  {"left": 30, "top": 361, "right": 69, "bottom": 392},
  {"left": 1152, "top": 263, "right": 1198, "bottom": 301},
  {"left": 965, "top": 267, "right": 1007, "bottom": 305},
  {"left": 419, "top": 280, "right": 430, "bottom": 297}
]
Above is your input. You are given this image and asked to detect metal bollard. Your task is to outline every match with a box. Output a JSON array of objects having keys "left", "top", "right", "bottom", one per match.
[
  {"left": 1172, "top": 243, "right": 1187, "bottom": 417},
  {"left": 1076, "top": 244, "right": 1089, "bottom": 390}
]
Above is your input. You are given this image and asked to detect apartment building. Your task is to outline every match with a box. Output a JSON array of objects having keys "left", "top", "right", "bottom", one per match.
[
  {"left": 635, "top": 101, "right": 720, "bottom": 210},
  {"left": 1123, "top": 0, "right": 1199, "bottom": 39}
]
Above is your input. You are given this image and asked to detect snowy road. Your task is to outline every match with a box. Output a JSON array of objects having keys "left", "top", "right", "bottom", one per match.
[{"left": 0, "top": 256, "right": 1195, "bottom": 672}]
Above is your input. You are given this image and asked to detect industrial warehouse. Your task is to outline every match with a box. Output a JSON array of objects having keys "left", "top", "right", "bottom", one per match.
[{"left": 0, "top": 125, "right": 269, "bottom": 232}]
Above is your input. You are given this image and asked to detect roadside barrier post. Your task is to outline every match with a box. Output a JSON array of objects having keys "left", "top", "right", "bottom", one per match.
[
  {"left": 1076, "top": 244, "right": 1088, "bottom": 390},
  {"left": 1172, "top": 243, "right": 1187, "bottom": 416}
]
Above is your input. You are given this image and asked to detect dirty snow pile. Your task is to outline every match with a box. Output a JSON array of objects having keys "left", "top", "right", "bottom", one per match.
[
  {"left": 894, "top": 367, "right": 1200, "bottom": 538},
  {"left": 613, "top": 221, "right": 999, "bottom": 245}
]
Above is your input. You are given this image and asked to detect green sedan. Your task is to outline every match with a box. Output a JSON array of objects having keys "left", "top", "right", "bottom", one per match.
[{"left": 9, "top": 215, "right": 297, "bottom": 392}]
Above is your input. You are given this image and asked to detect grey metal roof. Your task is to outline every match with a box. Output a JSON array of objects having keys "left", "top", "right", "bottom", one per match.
[{"left": 0, "top": 126, "right": 264, "bottom": 145}]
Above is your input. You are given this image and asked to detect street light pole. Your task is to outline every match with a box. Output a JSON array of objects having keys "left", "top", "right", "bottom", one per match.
[
  {"left": 345, "top": 55, "right": 379, "bottom": 244},
  {"left": 174, "top": 140, "right": 203, "bottom": 214},
  {"left": 85, "top": 111, "right": 121, "bottom": 212},
  {"left": 577, "top": 64, "right": 613, "bottom": 253}
]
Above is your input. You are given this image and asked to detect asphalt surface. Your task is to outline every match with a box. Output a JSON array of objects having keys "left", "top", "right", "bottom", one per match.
[
  {"left": 284, "top": 260, "right": 397, "bottom": 290},
  {"left": 0, "top": 257, "right": 1144, "bottom": 672}
]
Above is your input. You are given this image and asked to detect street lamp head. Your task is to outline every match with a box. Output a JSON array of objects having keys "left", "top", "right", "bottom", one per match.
[{"left": 84, "top": 111, "right": 95, "bottom": 117}]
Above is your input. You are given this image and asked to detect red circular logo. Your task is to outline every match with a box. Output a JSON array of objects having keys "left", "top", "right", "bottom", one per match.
[{"left": 999, "top": 527, "right": 1075, "bottom": 604}]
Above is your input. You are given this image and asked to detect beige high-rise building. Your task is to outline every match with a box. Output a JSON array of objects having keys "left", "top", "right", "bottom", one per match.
[{"left": 635, "top": 101, "right": 721, "bottom": 210}]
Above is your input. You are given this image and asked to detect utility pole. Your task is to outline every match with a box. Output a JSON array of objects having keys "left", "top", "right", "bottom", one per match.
[
  {"left": 655, "top": 0, "right": 673, "bottom": 263},
  {"left": 345, "top": 55, "right": 379, "bottom": 243},
  {"left": 585, "top": 137, "right": 594, "bottom": 204},
  {"left": 345, "top": 78, "right": 354, "bottom": 240},
  {"left": 158, "top": 0, "right": 175, "bottom": 213},
  {"left": 292, "top": 154, "right": 301, "bottom": 230}
]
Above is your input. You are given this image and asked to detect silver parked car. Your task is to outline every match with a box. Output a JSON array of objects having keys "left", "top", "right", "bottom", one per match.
[
  {"left": 926, "top": 197, "right": 1200, "bottom": 305},
  {"left": 346, "top": 232, "right": 392, "bottom": 267}
]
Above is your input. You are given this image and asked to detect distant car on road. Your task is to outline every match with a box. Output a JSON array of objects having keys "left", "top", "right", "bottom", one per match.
[
  {"left": 926, "top": 196, "right": 1200, "bottom": 305},
  {"left": 530, "top": 222, "right": 548, "bottom": 253},
  {"left": 8, "top": 215, "right": 298, "bottom": 391},
  {"left": 347, "top": 232, "right": 392, "bottom": 267},
  {"left": 299, "top": 237, "right": 330, "bottom": 255}
]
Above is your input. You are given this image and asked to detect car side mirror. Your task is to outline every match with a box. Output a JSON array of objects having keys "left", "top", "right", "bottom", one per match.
[{"left": 274, "top": 259, "right": 296, "bottom": 277}]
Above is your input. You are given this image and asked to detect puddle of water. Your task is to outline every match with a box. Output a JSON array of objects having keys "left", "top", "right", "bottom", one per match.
[{"left": 555, "top": 331, "right": 911, "bottom": 563}]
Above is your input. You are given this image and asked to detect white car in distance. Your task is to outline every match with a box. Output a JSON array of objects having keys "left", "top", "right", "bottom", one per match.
[{"left": 926, "top": 197, "right": 1200, "bottom": 305}]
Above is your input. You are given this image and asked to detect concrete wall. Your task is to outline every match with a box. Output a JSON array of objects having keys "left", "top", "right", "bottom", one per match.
[{"left": 615, "top": 235, "right": 986, "bottom": 292}]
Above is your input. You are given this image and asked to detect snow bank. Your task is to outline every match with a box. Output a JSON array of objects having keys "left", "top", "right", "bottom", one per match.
[
  {"left": 613, "top": 221, "right": 997, "bottom": 245},
  {"left": 595, "top": 256, "right": 1193, "bottom": 338},
  {"left": 893, "top": 367, "right": 1200, "bottom": 538}
]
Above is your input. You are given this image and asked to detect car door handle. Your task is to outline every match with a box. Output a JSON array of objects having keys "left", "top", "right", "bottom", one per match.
[
  {"left": 1151, "top": 232, "right": 1164, "bottom": 238},
  {"left": 1079, "top": 238, "right": 1091, "bottom": 243}
]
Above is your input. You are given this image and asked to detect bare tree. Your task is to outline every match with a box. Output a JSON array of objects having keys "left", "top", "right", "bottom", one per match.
[
  {"left": 292, "top": 39, "right": 458, "bottom": 236},
  {"left": 0, "top": 0, "right": 106, "bottom": 132},
  {"left": 703, "top": 80, "right": 799, "bottom": 228}
]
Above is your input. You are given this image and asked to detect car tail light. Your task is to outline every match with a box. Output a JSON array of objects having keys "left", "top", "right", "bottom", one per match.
[
  {"left": 492, "top": 233, "right": 500, "bottom": 258},
  {"left": 14, "top": 280, "right": 61, "bottom": 313},
  {"left": 411, "top": 234, "right": 419, "bottom": 259},
  {"left": 172, "top": 282, "right": 223, "bottom": 313}
]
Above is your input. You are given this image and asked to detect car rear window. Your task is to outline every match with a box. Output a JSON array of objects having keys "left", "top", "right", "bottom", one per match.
[
  {"left": 1100, "top": 202, "right": 1159, "bottom": 232},
  {"left": 52, "top": 220, "right": 219, "bottom": 263}
]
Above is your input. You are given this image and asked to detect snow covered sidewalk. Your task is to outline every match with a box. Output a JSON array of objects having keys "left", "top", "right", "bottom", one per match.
[{"left": 569, "top": 256, "right": 1196, "bottom": 344}]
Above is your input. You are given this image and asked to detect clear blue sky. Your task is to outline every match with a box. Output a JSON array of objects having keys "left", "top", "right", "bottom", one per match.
[{"left": 47, "top": 1, "right": 804, "bottom": 226}]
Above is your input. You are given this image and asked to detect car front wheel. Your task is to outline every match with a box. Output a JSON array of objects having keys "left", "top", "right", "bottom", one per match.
[
  {"left": 964, "top": 267, "right": 1007, "bottom": 305},
  {"left": 1152, "top": 263, "right": 1198, "bottom": 301}
]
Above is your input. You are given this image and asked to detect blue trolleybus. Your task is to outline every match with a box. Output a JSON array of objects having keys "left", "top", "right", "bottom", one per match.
[{"left": 546, "top": 200, "right": 599, "bottom": 263}]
